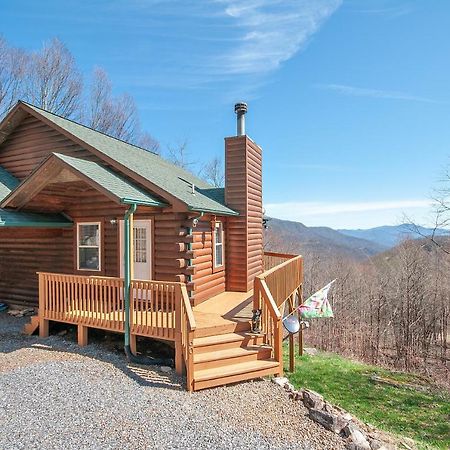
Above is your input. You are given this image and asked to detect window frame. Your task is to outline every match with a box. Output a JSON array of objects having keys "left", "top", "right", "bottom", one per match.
[
  {"left": 76, "top": 221, "right": 102, "bottom": 272},
  {"left": 212, "top": 220, "right": 225, "bottom": 271}
]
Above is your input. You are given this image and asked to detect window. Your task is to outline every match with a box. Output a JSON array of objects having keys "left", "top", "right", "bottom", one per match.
[
  {"left": 77, "top": 222, "right": 101, "bottom": 271},
  {"left": 213, "top": 221, "right": 224, "bottom": 269}
]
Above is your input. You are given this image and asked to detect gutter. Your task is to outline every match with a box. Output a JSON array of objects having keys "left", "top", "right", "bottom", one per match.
[{"left": 188, "top": 206, "right": 239, "bottom": 216}]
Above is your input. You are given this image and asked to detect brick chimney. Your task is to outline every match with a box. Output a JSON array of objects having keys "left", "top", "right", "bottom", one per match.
[{"left": 225, "top": 103, "right": 263, "bottom": 292}]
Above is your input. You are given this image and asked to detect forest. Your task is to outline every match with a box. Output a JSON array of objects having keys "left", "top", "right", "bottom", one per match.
[{"left": 266, "top": 220, "right": 450, "bottom": 387}]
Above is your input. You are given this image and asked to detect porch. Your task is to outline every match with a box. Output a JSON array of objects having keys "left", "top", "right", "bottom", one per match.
[{"left": 30, "top": 251, "right": 303, "bottom": 391}]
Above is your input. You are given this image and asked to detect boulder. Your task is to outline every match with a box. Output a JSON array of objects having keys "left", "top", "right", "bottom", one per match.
[
  {"left": 368, "top": 438, "right": 396, "bottom": 450},
  {"left": 343, "top": 425, "right": 371, "bottom": 450},
  {"left": 289, "top": 390, "right": 303, "bottom": 401},
  {"left": 284, "top": 382, "right": 295, "bottom": 392},
  {"left": 304, "top": 347, "right": 318, "bottom": 356},
  {"left": 308, "top": 408, "right": 348, "bottom": 434},
  {"left": 272, "top": 376, "right": 289, "bottom": 388},
  {"left": 160, "top": 366, "right": 172, "bottom": 373},
  {"left": 303, "top": 389, "right": 325, "bottom": 410}
]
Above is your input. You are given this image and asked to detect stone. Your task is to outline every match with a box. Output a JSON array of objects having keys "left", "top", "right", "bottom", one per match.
[
  {"left": 160, "top": 366, "right": 172, "bottom": 373},
  {"left": 344, "top": 425, "right": 371, "bottom": 450},
  {"left": 368, "top": 438, "right": 396, "bottom": 450},
  {"left": 272, "top": 376, "right": 289, "bottom": 387},
  {"left": 304, "top": 347, "right": 318, "bottom": 356},
  {"left": 302, "top": 389, "right": 325, "bottom": 410},
  {"left": 289, "top": 390, "right": 303, "bottom": 401},
  {"left": 283, "top": 382, "right": 295, "bottom": 392},
  {"left": 308, "top": 408, "right": 348, "bottom": 434}
]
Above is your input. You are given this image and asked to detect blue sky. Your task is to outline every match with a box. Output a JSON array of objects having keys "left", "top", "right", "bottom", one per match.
[{"left": 2, "top": 0, "right": 449, "bottom": 229}]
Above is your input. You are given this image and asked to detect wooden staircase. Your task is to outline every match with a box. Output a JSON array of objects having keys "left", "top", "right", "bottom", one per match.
[
  {"left": 23, "top": 315, "right": 39, "bottom": 335},
  {"left": 191, "top": 316, "right": 281, "bottom": 391}
]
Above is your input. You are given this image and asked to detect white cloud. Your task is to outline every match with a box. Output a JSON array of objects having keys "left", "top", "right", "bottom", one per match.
[
  {"left": 265, "top": 199, "right": 434, "bottom": 229},
  {"left": 214, "top": 0, "right": 342, "bottom": 75},
  {"left": 317, "top": 84, "right": 440, "bottom": 104}
]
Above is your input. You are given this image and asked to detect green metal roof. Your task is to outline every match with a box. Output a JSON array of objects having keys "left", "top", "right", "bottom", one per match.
[
  {"left": 0, "top": 165, "right": 72, "bottom": 228},
  {"left": 0, "top": 165, "right": 19, "bottom": 200},
  {"left": 22, "top": 102, "right": 238, "bottom": 216},
  {"left": 54, "top": 153, "right": 167, "bottom": 207},
  {"left": 0, "top": 209, "right": 72, "bottom": 228}
]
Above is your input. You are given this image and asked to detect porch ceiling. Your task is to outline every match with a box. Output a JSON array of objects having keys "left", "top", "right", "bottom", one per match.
[{"left": 1, "top": 153, "right": 168, "bottom": 210}]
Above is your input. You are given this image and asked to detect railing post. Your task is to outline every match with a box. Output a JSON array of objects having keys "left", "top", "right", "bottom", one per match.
[
  {"left": 253, "top": 277, "right": 260, "bottom": 311},
  {"left": 38, "top": 273, "right": 49, "bottom": 338},
  {"left": 175, "top": 285, "right": 183, "bottom": 375},
  {"left": 187, "top": 329, "right": 194, "bottom": 392},
  {"left": 274, "top": 318, "right": 283, "bottom": 376}
]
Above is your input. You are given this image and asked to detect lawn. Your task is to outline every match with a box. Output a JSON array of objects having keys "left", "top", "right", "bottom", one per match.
[{"left": 283, "top": 347, "right": 450, "bottom": 449}]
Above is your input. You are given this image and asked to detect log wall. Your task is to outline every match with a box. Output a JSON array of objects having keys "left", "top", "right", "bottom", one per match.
[{"left": 0, "top": 114, "right": 95, "bottom": 180}]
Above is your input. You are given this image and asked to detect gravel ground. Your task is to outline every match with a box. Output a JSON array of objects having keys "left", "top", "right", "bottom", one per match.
[{"left": 0, "top": 313, "right": 346, "bottom": 450}]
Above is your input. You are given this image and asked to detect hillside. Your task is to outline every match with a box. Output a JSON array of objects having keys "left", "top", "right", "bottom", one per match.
[
  {"left": 338, "top": 224, "right": 450, "bottom": 248},
  {"left": 265, "top": 217, "right": 386, "bottom": 260}
]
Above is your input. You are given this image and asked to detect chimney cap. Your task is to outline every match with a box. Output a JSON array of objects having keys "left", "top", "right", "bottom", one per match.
[{"left": 234, "top": 102, "right": 248, "bottom": 115}]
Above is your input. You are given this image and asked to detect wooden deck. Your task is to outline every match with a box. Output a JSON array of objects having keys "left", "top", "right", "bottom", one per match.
[
  {"left": 193, "top": 291, "right": 253, "bottom": 337},
  {"left": 27, "top": 252, "right": 303, "bottom": 391}
]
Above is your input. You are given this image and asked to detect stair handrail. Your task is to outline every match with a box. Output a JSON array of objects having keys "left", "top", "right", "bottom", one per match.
[
  {"left": 254, "top": 277, "right": 283, "bottom": 375},
  {"left": 178, "top": 284, "right": 196, "bottom": 391}
]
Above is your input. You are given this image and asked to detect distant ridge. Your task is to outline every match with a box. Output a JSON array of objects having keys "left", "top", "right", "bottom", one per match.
[
  {"left": 338, "top": 224, "right": 450, "bottom": 248},
  {"left": 265, "top": 219, "right": 450, "bottom": 260},
  {"left": 266, "top": 217, "right": 386, "bottom": 260}
]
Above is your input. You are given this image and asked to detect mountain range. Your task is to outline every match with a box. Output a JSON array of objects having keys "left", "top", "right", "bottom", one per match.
[{"left": 266, "top": 218, "right": 449, "bottom": 260}]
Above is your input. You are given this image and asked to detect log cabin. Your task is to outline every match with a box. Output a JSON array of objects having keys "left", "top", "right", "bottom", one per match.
[{"left": 0, "top": 101, "right": 303, "bottom": 391}]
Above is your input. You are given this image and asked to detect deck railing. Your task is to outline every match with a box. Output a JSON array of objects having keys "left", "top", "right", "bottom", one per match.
[
  {"left": 37, "top": 272, "right": 196, "bottom": 380},
  {"left": 263, "top": 251, "right": 298, "bottom": 271},
  {"left": 254, "top": 252, "right": 303, "bottom": 374}
]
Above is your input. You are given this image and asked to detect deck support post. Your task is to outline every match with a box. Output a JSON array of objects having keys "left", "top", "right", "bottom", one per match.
[
  {"left": 38, "top": 273, "right": 49, "bottom": 338},
  {"left": 130, "top": 334, "right": 137, "bottom": 356},
  {"left": 39, "top": 318, "right": 49, "bottom": 338},
  {"left": 175, "top": 338, "right": 183, "bottom": 375},
  {"left": 78, "top": 324, "right": 88, "bottom": 346}
]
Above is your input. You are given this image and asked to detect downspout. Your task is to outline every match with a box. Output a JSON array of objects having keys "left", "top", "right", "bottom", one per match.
[
  {"left": 123, "top": 202, "right": 173, "bottom": 366},
  {"left": 123, "top": 203, "right": 137, "bottom": 357}
]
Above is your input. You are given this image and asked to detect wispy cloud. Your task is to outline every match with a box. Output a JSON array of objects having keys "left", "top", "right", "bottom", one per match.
[
  {"left": 350, "top": 5, "right": 414, "bottom": 20},
  {"left": 213, "top": 0, "right": 342, "bottom": 75},
  {"left": 316, "top": 84, "right": 440, "bottom": 104}
]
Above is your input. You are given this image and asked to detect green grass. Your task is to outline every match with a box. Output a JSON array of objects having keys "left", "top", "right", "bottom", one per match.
[{"left": 283, "top": 347, "right": 450, "bottom": 449}]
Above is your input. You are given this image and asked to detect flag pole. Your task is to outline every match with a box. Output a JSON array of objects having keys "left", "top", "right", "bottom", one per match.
[
  {"left": 298, "top": 285, "right": 303, "bottom": 356},
  {"left": 288, "top": 293, "right": 295, "bottom": 372}
]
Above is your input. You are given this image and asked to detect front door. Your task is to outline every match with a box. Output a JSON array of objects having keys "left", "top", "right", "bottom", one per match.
[{"left": 119, "top": 219, "right": 152, "bottom": 280}]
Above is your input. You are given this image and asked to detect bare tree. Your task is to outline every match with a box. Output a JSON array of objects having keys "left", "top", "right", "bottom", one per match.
[
  {"left": 87, "top": 67, "right": 140, "bottom": 142},
  {"left": 0, "top": 37, "right": 27, "bottom": 118},
  {"left": 137, "top": 132, "right": 160, "bottom": 154},
  {"left": 167, "top": 139, "right": 196, "bottom": 171},
  {"left": 201, "top": 156, "right": 225, "bottom": 187},
  {"left": 24, "top": 38, "right": 82, "bottom": 118}
]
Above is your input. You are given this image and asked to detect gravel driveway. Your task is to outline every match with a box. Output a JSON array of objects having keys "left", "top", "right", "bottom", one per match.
[{"left": 0, "top": 313, "right": 345, "bottom": 450}]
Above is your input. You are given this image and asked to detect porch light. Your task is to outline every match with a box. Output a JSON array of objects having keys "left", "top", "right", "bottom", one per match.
[{"left": 110, "top": 218, "right": 118, "bottom": 225}]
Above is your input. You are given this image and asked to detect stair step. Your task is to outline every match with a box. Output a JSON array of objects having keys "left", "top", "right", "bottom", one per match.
[
  {"left": 193, "top": 320, "right": 250, "bottom": 338},
  {"left": 23, "top": 316, "right": 39, "bottom": 336},
  {"left": 193, "top": 332, "right": 264, "bottom": 353},
  {"left": 193, "top": 359, "right": 280, "bottom": 391},
  {"left": 193, "top": 345, "right": 273, "bottom": 370}
]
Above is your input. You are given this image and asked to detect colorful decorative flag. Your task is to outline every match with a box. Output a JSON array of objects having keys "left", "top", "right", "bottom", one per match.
[{"left": 299, "top": 280, "right": 336, "bottom": 319}]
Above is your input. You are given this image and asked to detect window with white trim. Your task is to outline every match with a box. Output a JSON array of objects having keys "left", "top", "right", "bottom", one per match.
[
  {"left": 213, "top": 221, "right": 224, "bottom": 268},
  {"left": 77, "top": 222, "right": 101, "bottom": 271}
]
